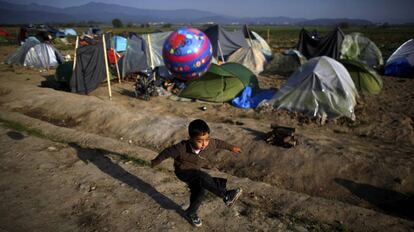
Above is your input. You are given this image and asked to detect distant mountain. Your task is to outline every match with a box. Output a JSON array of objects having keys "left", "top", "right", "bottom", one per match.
[
  {"left": 297, "top": 18, "right": 372, "bottom": 26},
  {"left": 0, "top": 1, "right": 373, "bottom": 26}
]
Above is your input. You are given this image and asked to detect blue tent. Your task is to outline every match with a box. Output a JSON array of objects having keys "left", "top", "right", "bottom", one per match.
[
  {"left": 63, "top": 28, "right": 77, "bottom": 36},
  {"left": 385, "top": 39, "right": 414, "bottom": 78},
  {"left": 112, "top": 35, "right": 127, "bottom": 52},
  {"left": 231, "top": 86, "right": 275, "bottom": 109}
]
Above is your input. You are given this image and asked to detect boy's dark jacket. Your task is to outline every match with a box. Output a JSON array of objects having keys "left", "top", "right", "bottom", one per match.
[{"left": 152, "top": 139, "right": 233, "bottom": 172}]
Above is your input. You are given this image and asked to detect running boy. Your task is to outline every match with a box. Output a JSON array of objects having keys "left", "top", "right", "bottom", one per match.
[{"left": 151, "top": 119, "right": 242, "bottom": 227}]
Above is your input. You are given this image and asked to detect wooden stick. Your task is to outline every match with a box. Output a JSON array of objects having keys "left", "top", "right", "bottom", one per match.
[
  {"left": 245, "top": 24, "right": 254, "bottom": 50},
  {"left": 147, "top": 34, "right": 156, "bottom": 81},
  {"left": 147, "top": 34, "right": 154, "bottom": 70},
  {"left": 113, "top": 48, "right": 121, "bottom": 83},
  {"left": 72, "top": 36, "right": 79, "bottom": 72},
  {"left": 267, "top": 28, "right": 270, "bottom": 44},
  {"left": 217, "top": 39, "right": 225, "bottom": 63},
  {"left": 44, "top": 44, "right": 50, "bottom": 72},
  {"left": 102, "top": 34, "right": 112, "bottom": 100},
  {"left": 122, "top": 37, "right": 129, "bottom": 81}
]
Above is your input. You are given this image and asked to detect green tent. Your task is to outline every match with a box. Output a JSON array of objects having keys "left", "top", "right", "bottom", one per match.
[
  {"left": 340, "top": 59, "right": 383, "bottom": 95},
  {"left": 179, "top": 62, "right": 259, "bottom": 102},
  {"left": 0, "top": 36, "right": 8, "bottom": 43},
  {"left": 340, "top": 33, "right": 383, "bottom": 68}
]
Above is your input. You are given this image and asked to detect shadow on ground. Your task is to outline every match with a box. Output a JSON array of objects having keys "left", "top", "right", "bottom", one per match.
[
  {"left": 69, "top": 143, "right": 185, "bottom": 218},
  {"left": 335, "top": 178, "right": 414, "bottom": 220}
]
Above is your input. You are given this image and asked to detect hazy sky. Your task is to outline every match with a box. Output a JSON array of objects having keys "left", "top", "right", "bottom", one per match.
[{"left": 6, "top": 0, "right": 414, "bottom": 23}]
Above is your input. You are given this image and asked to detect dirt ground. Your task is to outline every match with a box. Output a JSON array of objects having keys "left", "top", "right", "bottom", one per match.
[{"left": 0, "top": 44, "right": 413, "bottom": 231}]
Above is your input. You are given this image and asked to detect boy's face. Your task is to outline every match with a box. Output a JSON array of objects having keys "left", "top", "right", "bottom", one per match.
[{"left": 190, "top": 133, "right": 210, "bottom": 150}]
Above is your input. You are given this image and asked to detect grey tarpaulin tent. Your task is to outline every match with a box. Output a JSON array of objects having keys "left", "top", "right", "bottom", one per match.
[
  {"left": 70, "top": 37, "right": 107, "bottom": 94},
  {"left": 266, "top": 56, "right": 358, "bottom": 119},
  {"left": 204, "top": 25, "right": 248, "bottom": 61},
  {"left": 142, "top": 31, "right": 172, "bottom": 69},
  {"left": 6, "top": 38, "right": 64, "bottom": 68},
  {"left": 119, "top": 35, "right": 149, "bottom": 78}
]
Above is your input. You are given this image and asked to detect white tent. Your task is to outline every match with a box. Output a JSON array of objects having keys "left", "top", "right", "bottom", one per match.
[
  {"left": 227, "top": 47, "right": 266, "bottom": 75},
  {"left": 267, "top": 56, "right": 358, "bottom": 119},
  {"left": 247, "top": 31, "right": 272, "bottom": 60}
]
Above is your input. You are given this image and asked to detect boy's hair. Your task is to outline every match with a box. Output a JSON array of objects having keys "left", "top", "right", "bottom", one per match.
[{"left": 188, "top": 119, "right": 210, "bottom": 138}]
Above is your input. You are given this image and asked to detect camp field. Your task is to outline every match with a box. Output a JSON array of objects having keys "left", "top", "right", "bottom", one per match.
[
  {"left": 2, "top": 25, "right": 414, "bottom": 57},
  {"left": 0, "top": 25, "right": 414, "bottom": 231}
]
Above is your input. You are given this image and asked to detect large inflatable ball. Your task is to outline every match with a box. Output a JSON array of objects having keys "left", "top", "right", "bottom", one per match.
[{"left": 162, "top": 27, "right": 212, "bottom": 80}]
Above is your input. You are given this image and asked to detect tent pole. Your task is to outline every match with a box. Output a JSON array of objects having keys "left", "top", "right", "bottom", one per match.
[
  {"left": 267, "top": 28, "right": 270, "bottom": 44},
  {"left": 122, "top": 37, "right": 129, "bottom": 81},
  {"left": 221, "top": 75, "right": 224, "bottom": 105},
  {"left": 113, "top": 48, "right": 121, "bottom": 83},
  {"left": 147, "top": 34, "right": 156, "bottom": 81},
  {"left": 45, "top": 44, "right": 50, "bottom": 72},
  {"left": 217, "top": 39, "right": 225, "bottom": 64},
  {"left": 102, "top": 34, "right": 112, "bottom": 100},
  {"left": 72, "top": 36, "right": 79, "bottom": 72},
  {"left": 111, "top": 32, "right": 121, "bottom": 83},
  {"left": 245, "top": 24, "right": 254, "bottom": 48}
]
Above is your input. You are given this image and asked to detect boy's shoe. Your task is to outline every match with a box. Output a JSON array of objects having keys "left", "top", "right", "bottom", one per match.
[
  {"left": 223, "top": 188, "right": 243, "bottom": 207},
  {"left": 184, "top": 211, "right": 202, "bottom": 227}
]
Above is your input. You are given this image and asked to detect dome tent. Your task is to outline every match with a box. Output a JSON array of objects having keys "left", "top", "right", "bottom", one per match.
[
  {"left": 227, "top": 46, "right": 266, "bottom": 75},
  {"left": 179, "top": 62, "right": 259, "bottom": 102},
  {"left": 63, "top": 28, "right": 77, "bottom": 36},
  {"left": 6, "top": 40, "right": 64, "bottom": 68},
  {"left": 341, "top": 32, "right": 383, "bottom": 67},
  {"left": 384, "top": 39, "right": 414, "bottom": 78},
  {"left": 267, "top": 56, "right": 358, "bottom": 119},
  {"left": 340, "top": 59, "right": 383, "bottom": 95}
]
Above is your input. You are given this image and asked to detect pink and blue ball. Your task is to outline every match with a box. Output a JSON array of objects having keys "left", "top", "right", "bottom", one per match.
[{"left": 162, "top": 27, "right": 212, "bottom": 80}]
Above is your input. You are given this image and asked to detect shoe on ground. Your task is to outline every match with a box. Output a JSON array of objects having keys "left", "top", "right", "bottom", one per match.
[
  {"left": 184, "top": 211, "right": 202, "bottom": 227},
  {"left": 223, "top": 188, "right": 242, "bottom": 207}
]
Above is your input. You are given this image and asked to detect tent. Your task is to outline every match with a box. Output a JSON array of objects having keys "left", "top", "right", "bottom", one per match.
[
  {"left": 45, "top": 26, "right": 65, "bottom": 38},
  {"left": 142, "top": 31, "right": 172, "bottom": 68},
  {"left": 227, "top": 46, "right": 266, "bottom": 75},
  {"left": 267, "top": 56, "right": 358, "bottom": 119},
  {"left": 384, "top": 39, "right": 414, "bottom": 78},
  {"left": 70, "top": 37, "right": 108, "bottom": 94},
  {"left": 263, "top": 49, "right": 307, "bottom": 76},
  {"left": 0, "top": 36, "right": 7, "bottom": 43},
  {"left": 119, "top": 35, "right": 149, "bottom": 77},
  {"left": 63, "top": 28, "right": 77, "bottom": 36},
  {"left": 297, "top": 28, "right": 344, "bottom": 60},
  {"left": 242, "top": 25, "right": 272, "bottom": 60},
  {"left": 340, "top": 59, "right": 383, "bottom": 95},
  {"left": 203, "top": 25, "right": 248, "bottom": 61},
  {"left": 179, "top": 62, "right": 259, "bottom": 102},
  {"left": 0, "top": 28, "right": 10, "bottom": 37},
  {"left": 341, "top": 33, "right": 383, "bottom": 67},
  {"left": 231, "top": 86, "right": 275, "bottom": 109},
  {"left": 6, "top": 38, "right": 64, "bottom": 68},
  {"left": 112, "top": 35, "right": 127, "bottom": 52}
]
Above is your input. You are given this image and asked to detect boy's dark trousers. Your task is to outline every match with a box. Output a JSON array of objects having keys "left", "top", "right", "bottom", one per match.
[{"left": 175, "top": 169, "right": 227, "bottom": 215}]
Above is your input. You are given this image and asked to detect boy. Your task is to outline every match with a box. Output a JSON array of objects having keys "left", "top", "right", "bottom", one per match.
[{"left": 151, "top": 119, "right": 242, "bottom": 227}]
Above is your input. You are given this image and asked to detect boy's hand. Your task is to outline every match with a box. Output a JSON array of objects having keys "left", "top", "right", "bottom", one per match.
[{"left": 231, "top": 146, "right": 242, "bottom": 154}]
